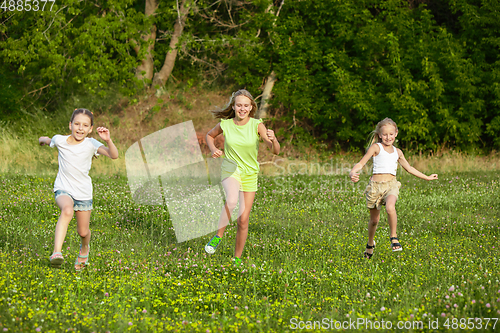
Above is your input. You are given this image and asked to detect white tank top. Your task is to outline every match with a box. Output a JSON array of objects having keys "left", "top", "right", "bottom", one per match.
[{"left": 372, "top": 143, "right": 398, "bottom": 176}]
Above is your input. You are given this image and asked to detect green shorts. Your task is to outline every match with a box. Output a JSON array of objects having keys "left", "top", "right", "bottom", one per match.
[{"left": 221, "top": 160, "right": 258, "bottom": 192}]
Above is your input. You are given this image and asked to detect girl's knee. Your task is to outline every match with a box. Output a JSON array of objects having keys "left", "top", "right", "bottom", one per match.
[
  {"left": 369, "top": 218, "right": 379, "bottom": 226},
  {"left": 226, "top": 197, "right": 238, "bottom": 210},
  {"left": 237, "top": 217, "right": 249, "bottom": 229},
  {"left": 386, "top": 205, "right": 397, "bottom": 215},
  {"left": 78, "top": 228, "right": 90, "bottom": 239},
  {"left": 61, "top": 207, "right": 74, "bottom": 218}
]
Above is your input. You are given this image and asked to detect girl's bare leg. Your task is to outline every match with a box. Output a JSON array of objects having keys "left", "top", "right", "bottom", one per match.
[
  {"left": 385, "top": 195, "right": 400, "bottom": 250},
  {"left": 366, "top": 208, "right": 381, "bottom": 255},
  {"left": 75, "top": 210, "right": 92, "bottom": 264},
  {"left": 53, "top": 195, "right": 75, "bottom": 253},
  {"left": 234, "top": 191, "right": 255, "bottom": 258},
  {"left": 215, "top": 177, "right": 241, "bottom": 238}
]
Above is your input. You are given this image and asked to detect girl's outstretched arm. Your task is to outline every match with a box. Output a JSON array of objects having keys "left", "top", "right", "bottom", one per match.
[
  {"left": 349, "top": 144, "right": 379, "bottom": 182},
  {"left": 96, "top": 127, "right": 119, "bottom": 159},
  {"left": 257, "top": 123, "right": 280, "bottom": 155},
  {"left": 206, "top": 123, "right": 224, "bottom": 158},
  {"left": 397, "top": 149, "right": 438, "bottom": 180},
  {"left": 39, "top": 136, "right": 51, "bottom": 146}
]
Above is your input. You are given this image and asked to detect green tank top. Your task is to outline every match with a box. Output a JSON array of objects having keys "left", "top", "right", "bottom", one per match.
[{"left": 220, "top": 117, "right": 262, "bottom": 175}]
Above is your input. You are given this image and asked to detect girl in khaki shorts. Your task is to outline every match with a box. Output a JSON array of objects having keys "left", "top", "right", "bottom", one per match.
[{"left": 349, "top": 118, "right": 438, "bottom": 258}]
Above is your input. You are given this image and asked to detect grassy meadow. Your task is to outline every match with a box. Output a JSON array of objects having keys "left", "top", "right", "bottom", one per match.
[
  {"left": 0, "top": 168, "right": 499, "bottom": 332},
  {"left": 1, "top": 90, "right": 499, "bottom": 331}
]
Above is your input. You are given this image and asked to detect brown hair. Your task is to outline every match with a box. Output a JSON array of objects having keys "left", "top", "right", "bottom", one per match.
[
  {"left": 211, "top": 89, "right": 258, "bottom": 119},
  {"left": 70, "top": 108, "right": 94, "bottom": 126},
  {"left": 366, "top": 117, "right": 398, "bottom": 150}
]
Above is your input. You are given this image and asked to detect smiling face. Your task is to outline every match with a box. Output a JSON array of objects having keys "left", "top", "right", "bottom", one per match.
[
  {"left": 378, "top": 124, "right": 398, "bottom": 146},
  {"left": 232, "top": 95, "right": 253, "bottom": 121},
  {"left": 69, "top": 113, "right": 93, "bottom": 143}
]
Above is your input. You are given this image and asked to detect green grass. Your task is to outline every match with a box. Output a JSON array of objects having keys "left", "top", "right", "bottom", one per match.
[{"left": 0, "top": 172, "right": 499, "bottom": 332}]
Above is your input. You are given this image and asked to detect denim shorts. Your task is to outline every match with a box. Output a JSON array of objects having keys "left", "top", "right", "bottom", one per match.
[{"left": 54, "top": 190, "right": 93, "bottom": 211}]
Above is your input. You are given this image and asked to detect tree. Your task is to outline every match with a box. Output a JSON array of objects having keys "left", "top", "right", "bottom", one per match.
[
  {"left": 257, "top": 70, "right": 277, "bottom": 118},
  {"left": 447, "top": 0, "right": 500, "bottom": 148},
  {"left": 153, "top": 0, "right": 194, "bottom": 86},
  {"left": 132, "top": 0, "right": 159, "bottom": 83},
  {"left": 0, "top": 0, "right": 147, "bottom": 110},
  {"left": 256, "top": 0, "right": 284, "bottom": 119},
  {"left": 2, "top": 0, "right": 500, "bottom": 151},
  {"left": 231, "top": 0, "right": 500, "bottom": 151}
]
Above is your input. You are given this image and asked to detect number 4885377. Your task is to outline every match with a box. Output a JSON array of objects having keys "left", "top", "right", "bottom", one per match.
[
  {"left": 1, "top": 0, "right": 56, "bottom": 11},
  {"left": 443, "top": 318, "right": 498, "bottom": 330}
]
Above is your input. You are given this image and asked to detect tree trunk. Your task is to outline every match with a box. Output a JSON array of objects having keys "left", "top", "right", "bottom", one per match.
[
  {"left": 257, "top": 70, "right": 277, "bottom": 119},
  {"left": 256, "top": 1, "right": 284, "bottom": 118},
  {"left": 132, "top": 0, "right": 158, "bottom": 83},
  {"left": 153, "top": 0, "right": 191, "bottom": 87}
]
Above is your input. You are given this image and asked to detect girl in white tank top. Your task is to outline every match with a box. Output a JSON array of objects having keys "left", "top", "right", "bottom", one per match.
[
  {"left": 349, "top": 118, "right": 438, "bottom": 259},
  {"left": 372, "top": 142, "right": 399, "bottom": 176}
]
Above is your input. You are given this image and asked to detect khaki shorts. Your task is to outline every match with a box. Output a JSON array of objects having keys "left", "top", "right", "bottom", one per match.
[{"left": 364, "top": 178, "right": 401, "bottom": 210}]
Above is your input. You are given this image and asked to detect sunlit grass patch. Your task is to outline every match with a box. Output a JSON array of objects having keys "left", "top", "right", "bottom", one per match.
[{"left": 0, "top": 172, "right": 499, "bottom": 332}]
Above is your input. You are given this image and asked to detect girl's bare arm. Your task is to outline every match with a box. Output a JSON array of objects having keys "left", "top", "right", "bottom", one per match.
[
  {"left": 397, "top": 149, "right": 438, "bottom": 180},
  {"left": 206, "top": 123, "right": 224, "bottom": 158},
  {"left": 349, "top": 144, "right": 379, "bottom": 182},
  {"left": 39, "top": 136, "right": 51, "bottom": 146},
  {"left": 258, "top": 123, "right": 280, "bottom": 155},
  {"left": 96, "top": 127, "right": 119, "bottom": 159}
]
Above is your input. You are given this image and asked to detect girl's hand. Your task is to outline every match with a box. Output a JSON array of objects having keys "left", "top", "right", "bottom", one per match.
[
  {"left": 349, "top": 172, "right": 360, "bottom": 183},
  {"left": 39, "top": 137, "right": 49, "bottom": 146},
  {"left": 211, "top": 149, "right": 223, "bottom": 158},
  {"left": 96, "top": 127, "right": 111, "bottom": 141},
  {"left": 267, "top": 129, "right": 276, "bottom": 142},
  {"left": 427, "top": 174, "right": 438, "bottom": 180}
]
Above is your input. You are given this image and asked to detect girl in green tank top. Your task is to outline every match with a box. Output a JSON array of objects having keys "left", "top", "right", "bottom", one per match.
[{"left": 204, "top": 89, "right": 281, "bottom": 266}]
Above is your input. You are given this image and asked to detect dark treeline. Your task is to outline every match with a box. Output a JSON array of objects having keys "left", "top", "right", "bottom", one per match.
[{"left": 1, "top": 0, "right": 499, "bottom": 151}]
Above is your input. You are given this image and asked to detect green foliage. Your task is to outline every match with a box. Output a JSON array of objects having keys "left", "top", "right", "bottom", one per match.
[
  {"left": 2, "top": 0, "right": 500, "bottom": 151},
  {"left": 143, "top": 104, "right": 162, "bottom": 123},
  {"left": 446, "top": 0, "right": 500, "bottom": 149},
  {"left": 0, "top": 0, "right": 147, "bottom": 113},
  {"left": 0, "top": 64, "right": 23, "bottom": 116},
  {"left": 219, "top": 0, "right": 500, "bottom": 151}
]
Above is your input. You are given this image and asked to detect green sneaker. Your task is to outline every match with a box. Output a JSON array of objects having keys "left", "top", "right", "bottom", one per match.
[
  {"left": 233, "top": 257, "right": 242, "bottom": 267},
  {"left": 205, "top": 235, "right": 222, "bottom": 254}
]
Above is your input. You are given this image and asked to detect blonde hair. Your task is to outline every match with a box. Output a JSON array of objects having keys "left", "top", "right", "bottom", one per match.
[
  {"left": 366, "top": 117, "right": 398, "bottom": 150},
  {"left": 211, "top": 89, "right": 257, "bottom": 119}
]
